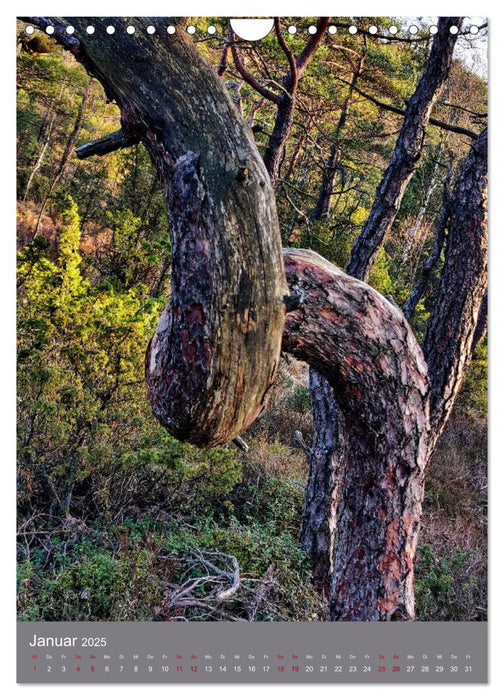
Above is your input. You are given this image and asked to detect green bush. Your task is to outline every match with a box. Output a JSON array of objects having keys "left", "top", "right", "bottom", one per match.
[{"left": 415, "top": 545, "right": 486, "bottom": 621}]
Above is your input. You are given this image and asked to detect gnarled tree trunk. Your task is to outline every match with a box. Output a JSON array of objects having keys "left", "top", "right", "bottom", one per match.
[
  {"left": 302, "top": 15, "right": 465, "bottom": 605},
  {"left": 282, "top": 249, "right": 430, "bottom": 620},
  {"left": 285, "top": 124, "right": 487, "bottom": 619},
  {"left": 28, "top": 16, "right": 288, "bottom": 447}
]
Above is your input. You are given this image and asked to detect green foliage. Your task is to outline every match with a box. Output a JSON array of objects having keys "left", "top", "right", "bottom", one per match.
[
  {"left": 160, "top": 516, "right": 321, "bottom": 620},
  {"left": 457, "top": 342, "right": 488, "bottom": 419},
  {"left": 17, "top": 533, "right": 163, "bottom": 621},
  {"left": 415, "top": 545, "right": 485, "bottom": 621},
  {"left": 285, "top": 384, "right": 311, "bottom": 414},
  {"left": 17, "top": 197, "right": 164, "bottom": 514},
  {"left": 368, "top": 247, "right": 393, "bottom": 296}
]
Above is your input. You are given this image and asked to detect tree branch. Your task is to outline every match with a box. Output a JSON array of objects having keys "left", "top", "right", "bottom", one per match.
[
  {"left": 402, "top": 167, "right": 452, "bottom": 320},
  {"left": 75, "top": 129, "right": 139, "bottom": 159},
  {"left": 347, "top": 17, "right": 465, "bottom": 282},
  {"left": 228, "top": 29, "right": 281, "bottom": 105},
  {"left": 297, "top": 17, "right": 331, "bottom": 75},
  {"left": 335, "top": 76, "right": 479, "bottom": 140},
  {"left": 274, "top": 17, "right": 298, "bottom": 94}
]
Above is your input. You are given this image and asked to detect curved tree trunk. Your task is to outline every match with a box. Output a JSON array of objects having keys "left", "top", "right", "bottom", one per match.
[
  {"left": 282, "top": 249, "right": 430, "bottom": 620},
  {"left": 29, "top": 16, "right": 288, "bottom": 447},
  {"left": 285, "top": 124, "right": 487, "bottom": 618}
]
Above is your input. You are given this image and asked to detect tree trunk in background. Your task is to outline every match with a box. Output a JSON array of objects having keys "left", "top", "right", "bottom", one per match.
[
  {"left": 298, "top": 368, "right": 344, "bottom": 590},
  {"left": 29, "top": 16, "right": 287, "bottom": 448},
  {"left": 347, "top": 17, "right": 462, "bottom": 281},
  {"left": 231, "top": 17, "right": 330, "bottom": 186},
  {"left": 471, "top": 291, "right": 488, "bottom": 353},
  {"left": 311, "top": 54, "right": 364, "bottom": 221},
  {"left": 34, "top": 77, "right": 93, "bottom": 236},
  {"left": 296, "top": 124, "right": 487, "bottom": 619},
  {"left": 402, "top": 165, "right": 452, "bottom": 321},
  {"left": 423, "top": 126, "right": 488, "bottom": 442}
]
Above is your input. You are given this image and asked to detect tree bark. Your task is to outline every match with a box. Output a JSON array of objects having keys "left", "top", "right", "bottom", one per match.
[
  {"left": 28, "top": 16, "right": 287, "bottom": 447},
  {"left": 282, "top": 249, "right": 430, "bottom": 620},
  {"left": 423, "top": 126, "right": 488, "bottom": 442},
  {"left": 311, "top": 144, "right": 342, "bottom": 221},
  {"left": 298, "top": 368, "right": 344, "bottom": 590},
  {"left": 471, "top": 290, "right": 488, "bottom": 353},
  {"left": 347, "top": 17, "right": 463, "bottom": 282}
]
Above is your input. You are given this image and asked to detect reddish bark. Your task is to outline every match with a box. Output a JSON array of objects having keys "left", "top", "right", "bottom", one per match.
[{"left": 282, "top": 249, "right": 430, "bottom": 620}]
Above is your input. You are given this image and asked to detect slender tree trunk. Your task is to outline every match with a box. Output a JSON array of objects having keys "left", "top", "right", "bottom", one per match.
[
  {"left": 311, "top": 54, "right": 364, "bottom": 221},
  {"left": 401, "top": 148, "right": 444, "bottom": 263},
  {"left": 347, "top": 17, "right": 462, "bottom": 281},
  {"left": 402, "top": 165, "right": 452, "bottom": 321},
  {"left": 263, "top": 94, "right": 296, "bottom": 184},
  {"left": 311, "top": 144, "right": 342, "bottom": 221},
  {"left": 298, "top": 368, "right": 344, "bottom": 590},
  {"left": 34, "top": 77, "right": 93, "bottom": 236}
]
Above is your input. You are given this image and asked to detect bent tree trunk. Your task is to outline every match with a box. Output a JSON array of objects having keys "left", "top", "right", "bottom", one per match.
[
  {"left": 285, "top": 125, "right": 487, "bottom": 619},
  {"left": 28, "top": 16, "right": 287, "bottom": 447},
  {"left": 283, "top": 250, "right": 430, "bottom": 619}
]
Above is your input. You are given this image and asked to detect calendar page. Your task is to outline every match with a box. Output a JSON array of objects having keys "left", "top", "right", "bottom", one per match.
[{"left": 16, "top": 15, "right": 488, "bottom": 684}]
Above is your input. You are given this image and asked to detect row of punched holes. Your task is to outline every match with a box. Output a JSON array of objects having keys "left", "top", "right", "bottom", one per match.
[{"left": 24, "top": 23, "right": 482, "bottom": 37}]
